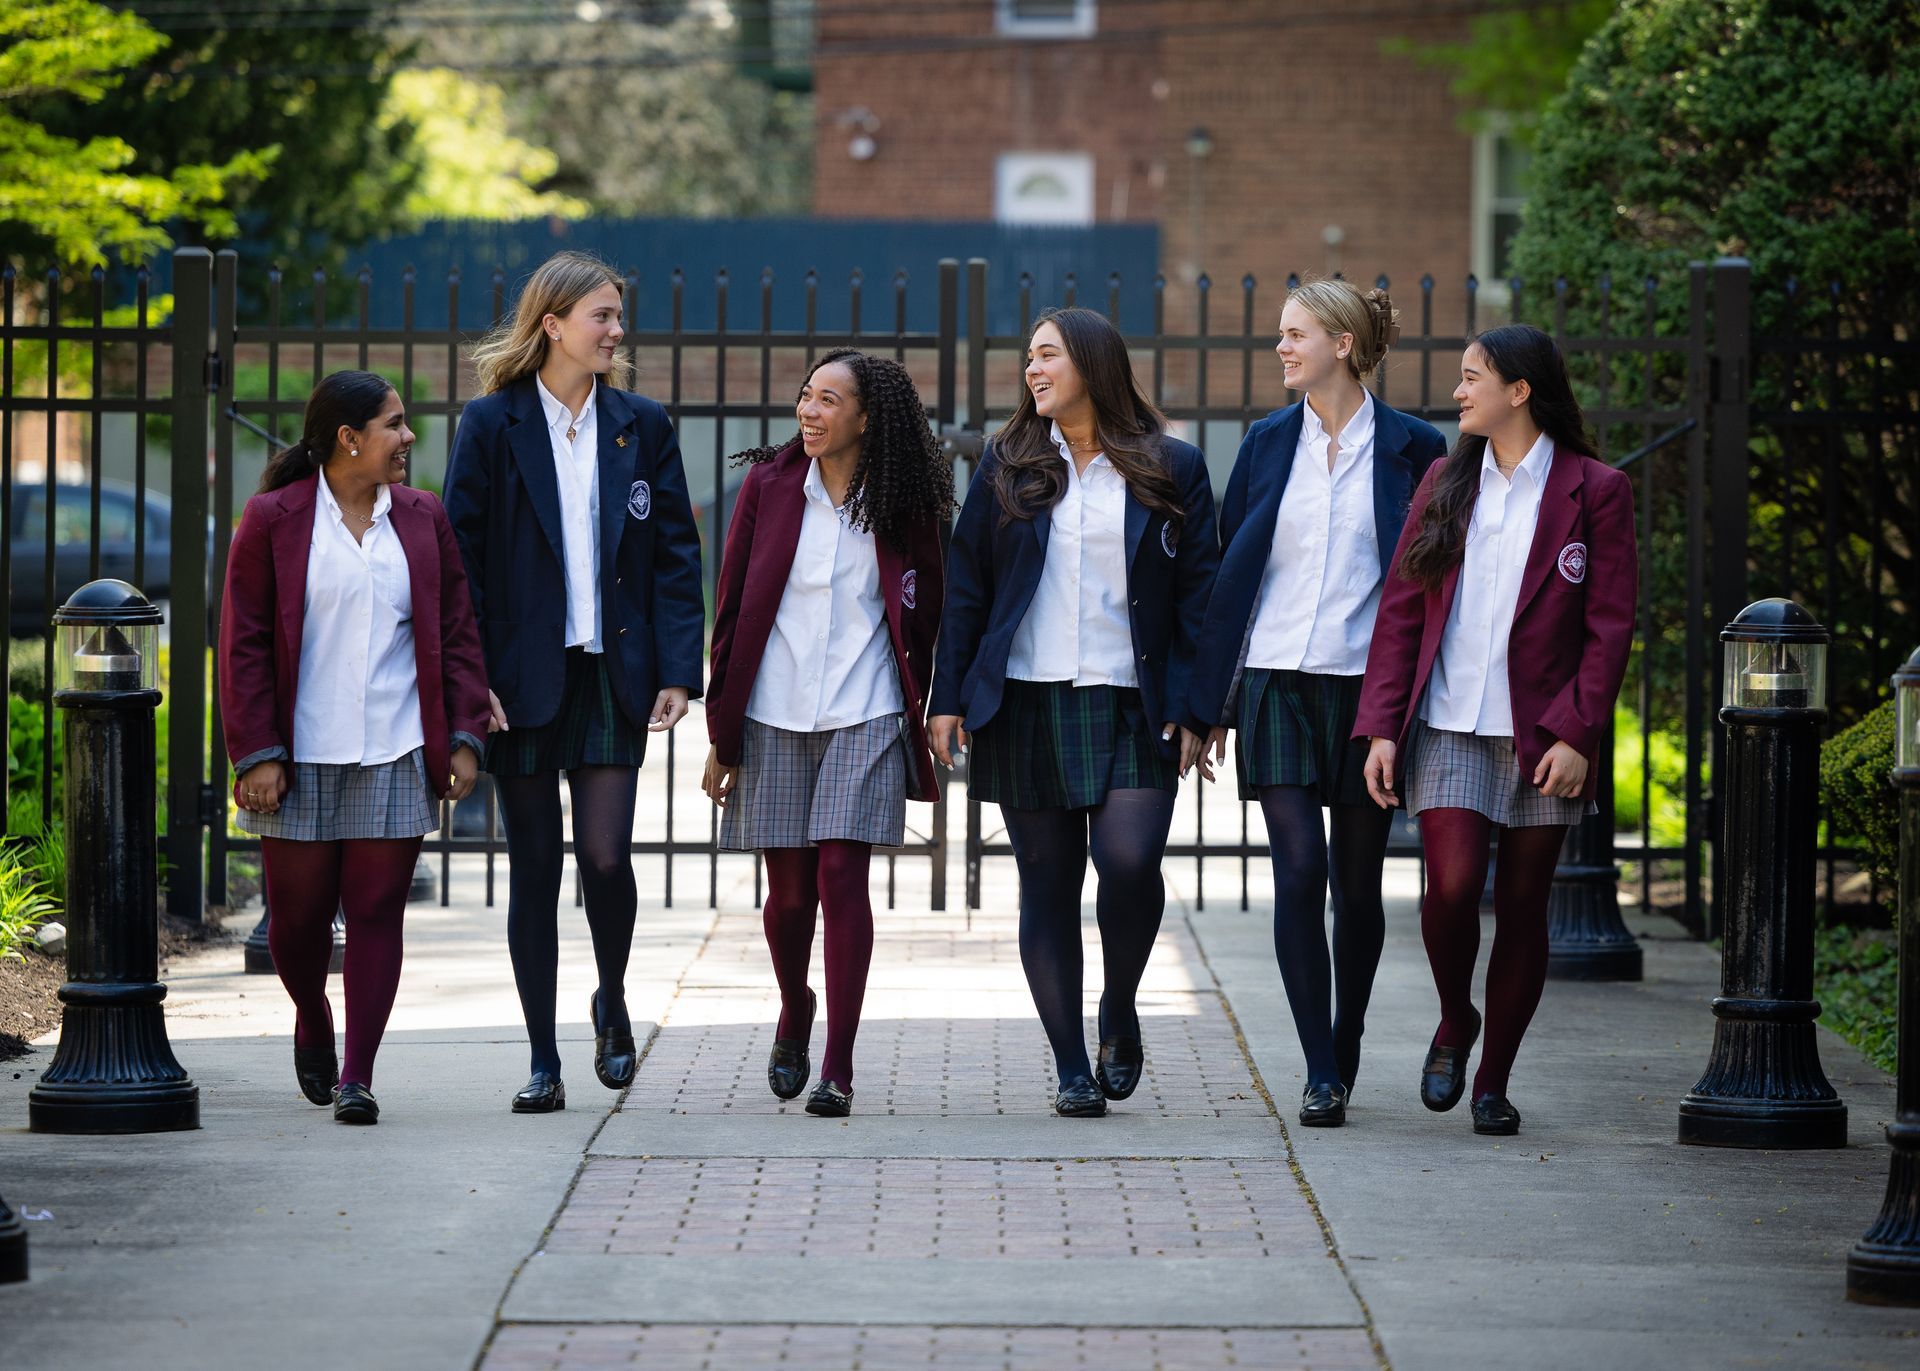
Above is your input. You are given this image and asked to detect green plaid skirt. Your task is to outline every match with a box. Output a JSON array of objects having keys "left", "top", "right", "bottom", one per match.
[
  {"left": 968, "top": 679, "right": 1177, "bottom": 811},
  {"left": 485, "top": 647, "right": 647, "bottom": 777},
  {"left": 1233, "top": 668, "right": 1372, "bottom": 806}
]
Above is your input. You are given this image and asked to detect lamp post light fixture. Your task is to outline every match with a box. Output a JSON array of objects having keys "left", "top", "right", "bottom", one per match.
[
  {"left": 28, "top": 580, "right": 198, "bottom": 1134},
  {"left": 1677, "top": 598, "right": 1844, "bottom": 1149},
  {"left": 1846, "top": 643, "right": 1920, "bottom": 1303}
]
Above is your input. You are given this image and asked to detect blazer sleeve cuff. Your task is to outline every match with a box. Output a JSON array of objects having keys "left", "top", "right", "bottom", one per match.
[
  {"left": 451, "top": 730, "right": 487, "bottom": 759},
  {"left": 1538, "top": 703, "right": 1601, "bottom": 759},
  {"left": 233, "top": 745, "right": 289, "bottom": 776}
]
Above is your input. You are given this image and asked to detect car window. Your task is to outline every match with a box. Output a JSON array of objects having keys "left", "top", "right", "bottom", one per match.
[{"left": 14, "top": 488, "right": 139, "bottom": 545}]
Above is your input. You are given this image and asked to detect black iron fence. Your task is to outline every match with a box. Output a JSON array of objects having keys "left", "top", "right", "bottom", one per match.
[{"left": 3, "top": 248, "right": 1912, "bottom": 937}]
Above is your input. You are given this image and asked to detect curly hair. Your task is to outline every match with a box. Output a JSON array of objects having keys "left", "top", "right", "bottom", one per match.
[{"left": 731, "top": 348, "right": 955, "bottom": 550}]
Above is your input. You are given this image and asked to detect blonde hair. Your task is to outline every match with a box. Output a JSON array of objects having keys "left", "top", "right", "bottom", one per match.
[
  {"left": 1286, "top": 278, "right": 1401, "bottom": 382},
  {"left": 470, "top": 251, "right": 632, "bottom": 395}
]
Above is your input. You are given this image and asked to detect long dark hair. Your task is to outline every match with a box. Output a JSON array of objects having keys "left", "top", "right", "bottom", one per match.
[
  {"left": 258, "top": 370, "right": 395, "bottom": 494},
  {"left": 730, "top": 348, "right": 955, "bottom": 550},
  {"left": 988, "top": 307, "right": 1182, "bottom": 529},
  {"left": 1397, "top": 324, "right": 1599, "bottom": 588}
]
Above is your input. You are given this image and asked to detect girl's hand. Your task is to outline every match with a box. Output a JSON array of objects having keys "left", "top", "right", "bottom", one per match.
[
  {"left": 486, "top": 689, "right": 509, "bottom": 732},
  {"left": 928, "top": 715, "right": 968, "bottom": 770},
  {"left": 1167, "top": 724, "right": 1211, "bottom": 781},
  {"left": 1363, "top": 738, "right": 1400, "bottom": 810},
  {"left": 238, "top": 760, "right": 289, "bottom": 814},
  {"left": 448, "top": 744, "right": 480, "bottom": 802},
  {"left": 649, "top": 687, "right": 690, "bottom": 731},
  {"left": 701, "top": 745, "right": 738, "bottom": 806},
  {"left": 1532, "top": 740, "right": 1590, "bottom": 799}
]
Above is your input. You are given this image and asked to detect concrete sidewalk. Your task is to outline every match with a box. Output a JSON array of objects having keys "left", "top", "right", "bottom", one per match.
[{"left": 1, "top": 839, "right": 1916, "bottom": 1370}]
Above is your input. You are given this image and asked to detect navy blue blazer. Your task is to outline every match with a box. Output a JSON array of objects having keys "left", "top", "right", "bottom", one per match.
[
  {"left": 929, "top": 436, "right": 1221, "bottom": 756},
  {"left": 443, "top": 377, "right": 705, "bottom": 732},
  {"left": 1186, "top": 397, "right": 1446, "bottom": 730}
]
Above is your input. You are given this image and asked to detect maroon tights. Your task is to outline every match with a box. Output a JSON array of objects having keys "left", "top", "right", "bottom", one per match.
[
  {"left": 261, "top": 835, "right": 422, "bottom": 1089},
  {"left": 1417, "top": 809, "right": 1567, "bottom": 1099},
  {"left": 761, "top": 841, "right": 875, "bottom": 1091}
]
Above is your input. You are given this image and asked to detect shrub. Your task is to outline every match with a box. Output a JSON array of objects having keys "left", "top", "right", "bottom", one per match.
[
  {"left": 1815, "top": 924, "right": 1897, "bottom": 1075},
  {"left": 1821, "top": 699, "right": 1898, "bottom": 900},
  {"left": 1612, "top": 704, "right": 1688, "bottom": 848},
  {"left": 0, "top": 844, "right": 58, "bottom": 962}
]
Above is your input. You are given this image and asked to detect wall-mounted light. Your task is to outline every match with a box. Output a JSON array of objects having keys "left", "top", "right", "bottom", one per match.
[
  {"left": 1185, "top": 126, "right": 1214, "bottom": 160},
  {"left": 839, "top": 106, "right": 882, "bottom": 162}
]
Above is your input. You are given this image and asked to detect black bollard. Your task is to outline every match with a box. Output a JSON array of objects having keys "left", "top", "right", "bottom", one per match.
[
  {"left": 1547, "top": 726, "right": 1643, "bottom": 980},
  {"left": 28, "top": 581, "right": 198, "bottom": 1134},
  {"left": 243, "top": 902, "right": 344, "bottom": 976},
  {"left": 0, "top": 1190, "right": 25, "bottom": 1283},
  {"left": 1678, "top": 598, "right": 1844, "bottom": 1148},
  {"left": 1847, "top": 644, "right": 1920, "bottom": 1303}
]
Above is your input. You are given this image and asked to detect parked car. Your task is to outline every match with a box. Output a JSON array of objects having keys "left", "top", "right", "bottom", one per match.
[{"left": 7, "top": 482, "right": 184, "bottom": 637}]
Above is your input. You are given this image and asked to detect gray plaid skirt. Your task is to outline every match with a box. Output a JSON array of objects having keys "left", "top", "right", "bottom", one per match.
[
  {"left": 236, "top": 748, "right": 438, "bottom": 842},
  {"left": 487, "top": 647, "right": 646, "bottom": 777},
  {"left": 968, "top": 679, "right": 1177, "bottom": 811},
  {"left": 1233, "top": 668, "right": 1372, "bottom": 806},
  {"left": 721, "top": 713, "right": 909, "bottom": 851},
  {"left": 1405, "top": 723, "right": 1595, "bottom": 827}
]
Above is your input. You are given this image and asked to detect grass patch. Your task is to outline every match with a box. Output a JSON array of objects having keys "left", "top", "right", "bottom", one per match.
[{"left": 1815, "top": 923, "right": 1897, "bottom": 1075}]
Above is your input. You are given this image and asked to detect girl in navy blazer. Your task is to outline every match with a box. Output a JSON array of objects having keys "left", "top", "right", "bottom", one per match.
[
  {"left": 1188, "top": 280, "right": 1445, "bottom": 1128},
  {"left": 444, "top": 251, "right": 705, "bottom": 1114},
  {"left": 929, "top": 307, "right": 1220, "bottom": 1118},
  {"left": 1355, "top": 324, "right": 1636, "bottom": 1137},
  {"left": 701, "top": 349, "right": 952, "bottom": 1118},
  {"left": 221, "top": 371, "right": 491, "bottom": 1124}
]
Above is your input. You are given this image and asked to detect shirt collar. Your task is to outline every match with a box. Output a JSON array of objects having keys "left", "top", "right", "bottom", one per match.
[
  {"left": 1481, "top": 430, "right": 1555, "bottom": 491},
  {"left": 535, "top": 374, "right": 595, "bottom": 435},
  {"left": 1300, "top": 394, "right": 1376, "bottom": 452},
  {"left": 1049, "top": 420, "right": 1108, "bottom": 470},
  {"left": 317, "top": 471, "right": 392, "bottom": 523},
  {"left": 802, "top": 457, "right": 834, "bottom": 508}
]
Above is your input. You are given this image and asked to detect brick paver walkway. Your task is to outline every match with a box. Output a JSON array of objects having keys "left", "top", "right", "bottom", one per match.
[{"left": 480, "top": 903, "right": 1377, "bottom": 1370}]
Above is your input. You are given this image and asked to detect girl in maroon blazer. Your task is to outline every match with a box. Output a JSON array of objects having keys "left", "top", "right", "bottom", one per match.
[
  {"left": 702, "top": 349, "right": 952, "bottom": 1117},
  {"left": 1355, "top": 324, "right": 1635, "bottom": 1137},
  {"left": 220, "top": 371, "right": 491, "bottom": 1125}
]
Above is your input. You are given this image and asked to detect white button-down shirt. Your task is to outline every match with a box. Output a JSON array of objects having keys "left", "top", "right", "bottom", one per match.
[
  {"left": 1246, "top": 396, "right": 1381, "bottom": 675},
  {"left": 1423, "top": 431, "right": 1555, "bottom": 736},
  {"left": 1007, "top": 423, "right": 1138, "bottom": 687},
  {"left": 746, "top": 460, "right": 903, "bottom": 733},
  {"left": 536, "top": 374, "right": 601, "bottom": 652},
  {"left": 292, "top": 475, "right": 425, "bottom": 765}
]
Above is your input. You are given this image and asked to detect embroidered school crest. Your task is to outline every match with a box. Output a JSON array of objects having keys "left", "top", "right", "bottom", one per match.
[
  {"left": 627, "top": 480, "right": 652, "bottom": 521},
  {"left": 1557, "top": 542, "right": 1588, "bottom": 584},
  {"left": 900, "top": 569, "right": 917, "bottom": 609},
  {"left": 1160, "top": 523, "right": 1178, "bottom": 558}
]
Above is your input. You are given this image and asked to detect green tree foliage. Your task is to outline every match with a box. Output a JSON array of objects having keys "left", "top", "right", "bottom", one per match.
[
  {"left": 0, "top": 1, "right": 267, "bottom": 266},
  {"left": 1385, "top": 0, "right": 1616, "bottom": 138},
  {"left": 1509, "top": 0, "right": 1919, "bottom": 737},
  {"left": 26, "top": 0, "right": 422, "bottom": 273},
  {"left": 381, "top": 70, "right": 590, "bottom": 222},
  {"left": 409, "top": 2, "right": 810, "bottom": 217}
]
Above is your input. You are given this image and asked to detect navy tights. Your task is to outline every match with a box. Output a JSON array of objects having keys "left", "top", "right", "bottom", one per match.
[
  {"left": 1002, "top": 788, "right": 1177, "bottom": 1086},
  {"left": 1255, "top": 786, "right": 1393, "bottom": 1092}
]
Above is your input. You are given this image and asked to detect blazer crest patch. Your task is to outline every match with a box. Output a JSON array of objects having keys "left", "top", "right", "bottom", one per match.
[
  {"left": 627, "top": 480, "right": 652, "bottom": 521},
  {"left": 1557, "top": 542, "right": 1588, "bottom": 584},
  {"left": 900, "top": 569, "right": 917, "bottom": 609},
  {"left": 1160, "top": 522, "right": 1178, "bottom": 558}
]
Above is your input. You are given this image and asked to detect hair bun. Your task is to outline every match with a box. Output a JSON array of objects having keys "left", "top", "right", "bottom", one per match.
[{"left": 1365, "top": 288, "right": 1402, "bottom": 348}]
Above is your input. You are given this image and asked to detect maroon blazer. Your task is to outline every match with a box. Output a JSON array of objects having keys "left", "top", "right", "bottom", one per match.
[
  {"left": 1353, "top": 448, "right": 1636, "bottom": 803},
  {"left": 707, "top": 441, "right": 946, "bottom": 803},
  {"left": 218, "top": 473, "right": 492, "bottom": 802}
]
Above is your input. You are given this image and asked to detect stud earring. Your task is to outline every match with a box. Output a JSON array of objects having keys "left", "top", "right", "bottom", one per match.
[{"left": 350, "top": 447, "right": 359, "bottom": 457}]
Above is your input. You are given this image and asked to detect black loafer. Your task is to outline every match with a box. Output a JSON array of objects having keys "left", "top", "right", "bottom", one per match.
[
  {"left": 1299, "top": 1082, "right": 1349, "bottom": 1127},
  {"left": 1471, "top": 1093, "right": 1521, "bottom": 1135},
  {"left": 767, "top": 989, "right": 817, "bottom": 1101},
  {"left": 804, "top": 1079, "right": 852, "bottom": 1118},
  {"left": 511, "top": 1072, "right": 567, "bottom": 1114},
  {"left": 1054, "top": 1076, "right": 1108, "bottom": 1118},
  {"left": 1094, "top": 1035, "right": 1145, "bottom": 1101},
  {"left": 332, "top": 1081, "right": 379, "bottom": 1125},
  {"left": 590, "top": 990, "right": 638, "bottom": 1090},
  {"left": 294, "top": 1043, "right": 338, "bottom": 1107},
  {"left": 1419, "top": 1011, "right": 1481, "bottom": 1114}
]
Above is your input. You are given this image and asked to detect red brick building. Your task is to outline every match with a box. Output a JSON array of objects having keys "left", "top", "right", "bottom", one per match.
[{"left": 811, "top": 1, "right": 1513, "bottom": 332}]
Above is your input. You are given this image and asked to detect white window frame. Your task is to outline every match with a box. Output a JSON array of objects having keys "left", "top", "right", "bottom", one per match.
[
  {"left": 995, "top": 152, "right": 1096, "bottom": 225},
  {"left": 995, "top": 0, "right": 1097, "bottom": 40},
  {"left": 1471, "top": 115, "right": 1528, "bottom": 308}
]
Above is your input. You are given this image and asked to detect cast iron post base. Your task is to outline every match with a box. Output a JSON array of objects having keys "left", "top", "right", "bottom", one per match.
[{"left": 0, "top": 1191, "right": 25, "bottom": 1284}]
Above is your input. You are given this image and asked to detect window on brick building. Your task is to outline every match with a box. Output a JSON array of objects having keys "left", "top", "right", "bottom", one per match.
[
  {"left": 1472, "top": 121, "right": 1531, "bottom": 289},
  {"left": 996, "top": 0, "right": 1097, "bottom": 39},
  {"left": 996, "top": 152, "right": 1095, "bottom": 225}
]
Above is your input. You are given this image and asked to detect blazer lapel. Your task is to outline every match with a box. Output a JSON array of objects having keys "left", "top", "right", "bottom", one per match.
[
  {"left": 1253, "top": 404, "right": 1305, "bottom": 516},
  {"left": 1124, "top": 488, "right": 1148, "bottom": 569},
  {"left": 1370, "top": 397, "right": 1416, "bottom": 580},
  {"left": 752, "top": 451, "right": 808, "bottom": 619},
  {"left": 504, "top": 378, "right": 566, "bottom": 568},
  {"left": 1514, "top": 447, "right": 1586, "bottom": 620},
  {"left": 385, "top": 489, "right": 439, "bottom": 631},
  {"left": 273, "top": 475, "right": 319, "bottom": 636},
  {"left": 596, "top": 384, "right": 638, "bottom": 574}
]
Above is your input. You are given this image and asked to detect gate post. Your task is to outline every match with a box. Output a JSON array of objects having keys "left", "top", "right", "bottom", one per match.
[
  {"left": 930, "top": 258, "right": 960, "bottom": 912},
  {"left": 166, "top": 248, "right": 213, "bottom": 925},
  {"left": 206, "top": 249, "right": 238, "bottom": 906},
  {"left": 1705, "top": 257, "right": 1751, "bottom": 941}
]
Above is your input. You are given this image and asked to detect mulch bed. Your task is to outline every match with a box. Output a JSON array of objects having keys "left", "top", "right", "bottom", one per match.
[{"left": 0, "top": 911, "right": 246, "bottom": 1062}]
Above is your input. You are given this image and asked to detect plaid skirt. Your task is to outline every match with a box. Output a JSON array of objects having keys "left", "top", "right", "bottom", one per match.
[
  {"left": 236, "top": 748, "right": 438, "bottom": 842},
  {"left": 1233, "top": 668, "right": 1372, "bottom": 806},
  {"left": 1405, "top": 722, "right": 1596, "bottom": 827},
  {"left": 486, "top": 647, "right": 646, "bottom": 777},
  {"left": 721, "top": 714, "right": 908, "bottom": 851},
  {"left": 968, "top": 680, "right": 1177, "bottom": 811}
]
